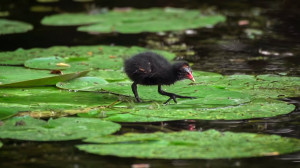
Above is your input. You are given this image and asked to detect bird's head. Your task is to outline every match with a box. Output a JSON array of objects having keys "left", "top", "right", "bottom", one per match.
[{"left": 173, "top": 62, "right": 195, "bottom": 82}]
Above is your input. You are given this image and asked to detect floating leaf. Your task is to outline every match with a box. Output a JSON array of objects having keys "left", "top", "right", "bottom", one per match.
[
  {"left": 41, "top": 8, "right": 226, "bottom": 33},
  {"left": 0, "top": 66, "right": 89, "bottom": 87},
  {"left": 0, "top": 87, "right": 119, "bottom": 118},
  {"left": 0, "top": 107, "right": 20, "bottom": 120},
  {"left": 0, "top": 46, "right": 175, "bottom": 71},
  {"left": 78, "top": 129, "right": 300, "bottom": 159},
  {"left": 0, "top": 116, "right": 121, "bottom": 141},
  {"left": 194, "top": 74, "right": 300, "bottom": 98},
  {"left": 103, "top": 99, "right": 295, "bottom": 122},
  {"left": 56, "top": 76, "right": 108, "bottom": 90},
  {"left": 0, "top": 19, "right": 33, "bottom": 35},
  {"left": 24, "top": 56, "right": 70, "bottom": 70},
  {"left": 88, "top": 70, "right": 128, "bottom": 81}
]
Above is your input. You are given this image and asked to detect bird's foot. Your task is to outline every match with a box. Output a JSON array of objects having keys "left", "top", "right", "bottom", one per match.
[
  {"left": 135, "top": 97, "right": 142, "bottom": 103},
  {"left": 163, "top": 95, "right": 197, "bottom": 104}
]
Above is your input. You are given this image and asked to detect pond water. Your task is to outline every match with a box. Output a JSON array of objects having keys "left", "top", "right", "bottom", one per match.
[{"left": 0, "top": 0, "right": 299, "bottom": 167}]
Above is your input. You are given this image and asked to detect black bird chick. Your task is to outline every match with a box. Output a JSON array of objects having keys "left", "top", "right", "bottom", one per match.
[{"left": 124, "top": 52, "right": 196, "bottom": 104}]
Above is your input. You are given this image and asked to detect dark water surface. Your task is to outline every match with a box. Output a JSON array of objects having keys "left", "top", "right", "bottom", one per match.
[{"left": 0, "top": 0, "right": 299, "bottom": 168}]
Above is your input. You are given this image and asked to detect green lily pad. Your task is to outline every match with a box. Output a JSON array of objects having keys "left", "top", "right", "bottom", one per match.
[
  {"left": 78, "top": 129, "right": 300, "bottom": 159},
  {"left": 194, "top": 74, "right": 300, "bottom": 98},
  {"left": 41, "top": 8, "right": 226, "bottom": 33},
  {"left": 0, "top": 46, "right": 175, "bottom": 70},
  {"left": 0, "top": 87, "right": 119, "bottom": 118},
  {"left": 0, "top": 19, "right": 33, "bottom": 35},
  {"left": 0, "top": 107, "right": 20, "bottom": 120},
  {"left": 0, "top": 66, "right": 89, "bottom": 87},
  {"left": 88, "top": 70, "right": 128, "bottom": 81},
  {"left": 24, "top": 56, "right": 70, "bottom": 70},
  {"left": 56, "top": 76, "right": 108, "bottom": 90},
  {"left": 101, "top": 81, "right": 251, "bottom": 105},
  {"left": 103, "top": 99, "right": 295, "bottom": 122},
  {"left": 0, "top": 116, "right": 121, "bottom": 141}
]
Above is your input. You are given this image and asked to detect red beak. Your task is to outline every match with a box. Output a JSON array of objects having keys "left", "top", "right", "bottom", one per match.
[{"left": 183, "top": 67, "right": 195, "bottom": 82}]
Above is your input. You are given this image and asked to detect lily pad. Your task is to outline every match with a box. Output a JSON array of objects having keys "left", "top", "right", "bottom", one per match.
[
  {"left": 57, "top": 76, "right": 108, "bottom": 90},
  {"left": 0, "top": 116, "right": 121, "bottom": 141},
  {"left": 0, "top": 66, "right": 89, "bottom": 87},
  {"left": 41, "top": 8, "right": 226, "bottom": 33},
  {"left": 0, "top": 107, "right": 20, "bottom": 120},
  {"left": 103, "top": 99, "right": 295, "bottom": 122},
  {"left": 0, "top": 19, "right": 33, "bottom": 35},
  {"left": 78, "top": 129, "right": 300, "bottom": 159},
  {"left": 194, "top": 74, "right": 300, "bottom": 98},
  {"left": 24, "top": 56, "right": 70, "bottom": 70},
  {"left": 0, "top": 87, "right": 119, "bottom": 118},
  {"left": 0, "top": 46, "right": 175, "bottom": 70}
]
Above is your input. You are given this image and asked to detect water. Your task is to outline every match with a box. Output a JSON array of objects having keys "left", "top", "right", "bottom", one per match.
[{"left": 0, "top": 0, "right": 299, "bottom": 167}]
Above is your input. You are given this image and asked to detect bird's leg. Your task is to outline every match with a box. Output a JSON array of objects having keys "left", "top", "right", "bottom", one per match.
[
  {"left": 158, "top": 85, "right": 196, "bottom": 104},
  {"left": 131, "top": 82, "right": 141, "bottom": 102}
]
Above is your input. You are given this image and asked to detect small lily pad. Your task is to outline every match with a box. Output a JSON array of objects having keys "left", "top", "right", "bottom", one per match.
[
  {"left": 0, "top": 66, "right": 89, "bottom": 87},
  {"left": 78, "top": 129, "right": 300, "bottom": 159},
  {"left": 24, "top": 56, "right": 70, "bottom": 70},
  {"left": 57, "top": 76, "right": 108, "bottom": 90},
  {"left": 0, "top": 46, "right": 175, "bottom": 71},
  {"left": 0, "top": 116, "right": 121, "bottom": 141},
  {"left": 0, "top": 19, "right": 33, "bottom": 35},
  {"left": 0, "top": 87, "right": 119, "bottom": 118},
  {"left": 41, "top": 8, "right": 226, "bottom": 34}
]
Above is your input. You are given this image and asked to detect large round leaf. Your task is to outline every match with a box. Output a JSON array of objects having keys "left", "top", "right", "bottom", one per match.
[
  {"left": 194, "top": 74, "right": 300, "bottom": 98},
  {"left": 0, "top": 19, "right": 33, "bottom": 35},
  {"left": 103, "top": 99, "right": 295, "bottom": 122},
  {"left": 0, "top": 116, "right": 121, "bottom": 141},
  {"left": 0, "top": 45, "right": 175, "bottom": 69},
  {"left": 24, "top": 56, "right": 70, "bottom": 70},
  {"left": 0, "top": 87, "right": 119, "bottom": 118},
  {"left": 0, "top": 66, "right": 88, "bottom": 87},
  {"left": 41, "top": 8, "right": 226, "bottom": 33},
  {"left": 57, "top": 76, "right": 108, "bottom": 90},
  {"left": 78, "top": 129, "right": 300, "bottom": 159}
]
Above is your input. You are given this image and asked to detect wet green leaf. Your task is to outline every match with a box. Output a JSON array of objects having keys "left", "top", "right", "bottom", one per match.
[
  {"left": 0, "top": 46, "right": 175, "bottom": 70},
  {"left": 41, "top": 8, "right": 226, "bottom": 33},
  {"left": 78, "top": 129, "right": 300, "bottom": 159},
  {"left": 0, "top": 116, "right": 121, "bottom": 141},
  {"left": 103, "top": 99, "right": 294, "bottom": 122},
  {"left": 0, "top": 87, "right": 119, "bottom": 118},
  {"left": 0, "top": 107, "right": 20, "bottom": 120},
  {"left": 194, "top": 74, "right": 300, "bottom": 98},
  {"left": 88, "top": 70, "right": 127, "bottom": 81},
  {"left": 56, "top": 76, "right": 108, "bottom": 90},
  {"left": 24, "top": 56, "right": 70, "bottom": 70},
  {"left": 0, "top": 19, "right": 33, "bottom": 35},
  {"left": 0, "top": 66, "right": 89, "bottom": 87}
]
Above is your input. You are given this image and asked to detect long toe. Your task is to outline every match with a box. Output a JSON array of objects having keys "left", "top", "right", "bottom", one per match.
[
  {"left": 164, "top": 98, "right": 172, "bottom": 104},
  {"left": 172, "top": 95, "right": 177, "bottom": 103}
]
